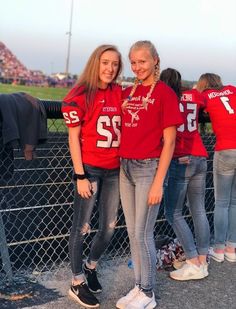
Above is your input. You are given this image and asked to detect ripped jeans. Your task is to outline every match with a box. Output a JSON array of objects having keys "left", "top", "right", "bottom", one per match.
[{"left": 69, "top": 164, "right": 120, "bottom": 276}]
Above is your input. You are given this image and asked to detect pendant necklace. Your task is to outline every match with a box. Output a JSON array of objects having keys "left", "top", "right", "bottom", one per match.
[{"left": 122, "top": 78, "right": 157, "bottom": 111}]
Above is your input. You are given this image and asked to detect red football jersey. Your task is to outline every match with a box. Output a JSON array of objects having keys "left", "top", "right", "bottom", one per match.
[
  {"left": 62, "top": 84, "right": 122, "bottom": 169},
  {"left": 203, "top": 85, "right": 236, "bottom": 150},
  {"left": 119, "top": 81, "right": 183, "bottom": 159},
  {"left": 174, "top": 89, "right": 208, "bottom": 157}
]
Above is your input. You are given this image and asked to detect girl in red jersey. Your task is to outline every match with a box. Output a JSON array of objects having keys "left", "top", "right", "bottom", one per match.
[
  {"left": 61, "top": 44, "right": 122, "bottom": 308},
  {"left": 160, "top": 68, "right": 210, "bottom": 281},
  {"left": 197, "top": 73, "right": 236, "bottom": 263},
  {"left": 116, "top": 41, "right": 182, "bottom": 309}
]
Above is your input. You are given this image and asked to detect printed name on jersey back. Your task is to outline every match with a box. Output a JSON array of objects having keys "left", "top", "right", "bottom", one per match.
[
  {"left": 208, "top": 89, "right": 233, "bottom": 99},
  {"left": 181, "top": 93, "right": 193, "bottom": 101}
]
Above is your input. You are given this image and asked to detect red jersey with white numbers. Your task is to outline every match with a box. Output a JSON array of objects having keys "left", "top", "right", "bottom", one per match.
[
  {"left": 202, "top": 85, "right": 236, "bottom": 150},
  {"left": 174, "top": 89, "right": 208, "bottom": 157},
  {"left": 119, "top": 81, "right": 183, "bottom": 159},
  {"left": 62, "top": 84, "right": 122, "bottom": 169}
]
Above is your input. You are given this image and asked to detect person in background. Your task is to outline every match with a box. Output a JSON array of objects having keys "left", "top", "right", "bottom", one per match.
[
  {"left": 62, "top": 44, "right": 122, "bottom": 308},
  {"left": 116, "top": 41, "right": 182, "bottom": 309},
  {"left": 196, "top": 73, "right": 236, "bottom": 263},
  {"left": 160, "top": 68, "right": 210, "bottom": 281}
]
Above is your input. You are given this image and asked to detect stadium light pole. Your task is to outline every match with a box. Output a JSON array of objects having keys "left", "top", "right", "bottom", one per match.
[{"left": 65, "top": 0, "right": 74, "bottom": 77}]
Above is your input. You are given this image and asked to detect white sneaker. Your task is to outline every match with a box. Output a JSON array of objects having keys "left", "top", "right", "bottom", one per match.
[
  {"left": 209, "top": 247, "right": 224, "bottom": 262},
  {"left": 116, "top": 286, "right": 140, "bottom": 309},
  {"left": 225, "top": 251, "right": 236, "bottom": 262},
  {"left": 201, "top": 263, "right": 209, "bottom": 278},
  {"left": 172, "top": 260, "right": 186, "bottom": 270},
  {"left": 170, "top": 260, "right": 205, "bottom": 281},
  {"left": 126, "top": 290, "right": 156, "bottom": 309}
]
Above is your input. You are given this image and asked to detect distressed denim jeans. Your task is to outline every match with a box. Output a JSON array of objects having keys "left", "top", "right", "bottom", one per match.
[
  {"left": 69, "top": 164, "right": 120, "bottom": 276},
  {"left": 120, "top": 159, "right": 160, "bottom": 291},
  {"left": 165, "top": 156, "right": 210, "bottom": 259},
  {"left": 213, "top": 150, "right": 236, "bottom": 249}
]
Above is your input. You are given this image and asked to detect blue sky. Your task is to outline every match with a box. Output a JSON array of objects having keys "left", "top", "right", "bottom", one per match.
[{"left": 1, "top": 0, "right": 236, "bottom": 84}]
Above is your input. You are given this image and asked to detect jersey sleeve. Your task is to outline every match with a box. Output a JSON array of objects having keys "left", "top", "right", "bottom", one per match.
[
  {"left": 193, "top": 89, "right": 206, "bottom": 109},
  {"left": 161, "top": 85, "right": 183, "bottom": 129},
  {"left": 61, "top": 95, "right": 86, "bottom": 128}
]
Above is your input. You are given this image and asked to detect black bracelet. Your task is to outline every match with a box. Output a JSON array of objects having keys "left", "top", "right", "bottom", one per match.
[{"left": 73, "top": 173, "right": 87, "bottom": 180}]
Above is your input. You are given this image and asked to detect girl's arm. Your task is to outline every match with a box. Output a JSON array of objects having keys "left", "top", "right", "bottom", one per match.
[
  {"left": 148, "top": 126, "right": 176, "bottom": 206},
  {"left": 68, "top": 126, "right": 92, "bottom": 199}
]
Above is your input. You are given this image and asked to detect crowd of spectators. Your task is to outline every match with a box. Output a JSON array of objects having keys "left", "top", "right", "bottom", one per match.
[
  {"left": 0, "top": 41, "right": 47, "bottom": 85},
  {"left": 0, "top": 41, "right": 76, "bottom": 87}
]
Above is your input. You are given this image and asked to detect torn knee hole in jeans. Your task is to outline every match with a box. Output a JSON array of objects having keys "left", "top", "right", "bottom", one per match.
[
  {"left": 80, "top": 223, "right": 91, "bottom": 235},
  {"left": 109, "top": 220, "right": 117, "bottom": 229}
]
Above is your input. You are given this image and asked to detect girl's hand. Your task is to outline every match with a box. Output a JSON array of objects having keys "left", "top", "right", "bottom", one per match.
[
  {"left": 77, "top": 179, "right": 93, "bottom": 199},
  {"left": 147, "top": 182, "right": 163, "bottom": 206}
]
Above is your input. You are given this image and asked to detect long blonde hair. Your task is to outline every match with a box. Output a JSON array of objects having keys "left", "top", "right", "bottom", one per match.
[
  {"left": 66, "top": 44, "right": 122, "bottom": 108},
  {"left": 196, "top": 73, "right": 223, "bottom": 92}
]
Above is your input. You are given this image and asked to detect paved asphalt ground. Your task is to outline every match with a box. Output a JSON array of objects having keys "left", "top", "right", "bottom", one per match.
[{"left": 1, "top": 258, "right": 235, "bottom": 309}]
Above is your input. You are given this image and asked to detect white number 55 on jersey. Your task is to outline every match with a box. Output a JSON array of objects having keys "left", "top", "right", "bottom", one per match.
[
  {"left": 97, "top": 115, "right": 121, "bottom": 148},
  {"left": 63, "top": 111, "right": 80, "bottom": 124}
]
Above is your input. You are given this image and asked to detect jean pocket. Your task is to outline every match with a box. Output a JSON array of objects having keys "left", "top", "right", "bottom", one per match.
[
  {"left": 134, "top": 158, "right": 158, "bottom": 167},
  {"left": 178, "top": 156, "right": 191, "bottom": 165},
  {"left": 217, "top": 151, "right": 236, "bottom": 167}
]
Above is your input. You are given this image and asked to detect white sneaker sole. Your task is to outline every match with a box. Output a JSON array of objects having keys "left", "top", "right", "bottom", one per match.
[
  {"left": 225, "top": 255, "right": 236, "bottom": 262},
  {"left": 116, "top": 296, "right": 137, "bottom": 309},
  {"left": 210, "top": 254, "right": 224, "bottom": 263},
  {"left": 116, "top": 301, "right": 129, "bottom": 309},
  {"left": 116, "top": 303, "right": 128, "bottom": 309},
  {"left": 203, "top": 269, "right": 209, "bottom": 278},
  {"left": 124, "top": 295, "right": 157, "bottom": 309},
  {"left": 125, "top": 300, "right": 157, "bottom": 309},
  {"left": 116, "top": 288, "right": 140, "bottom": 309},
  {"left": 68, "top": 289, "right": 100, "bottom": 308},
  {"left": 170, "top": 273, "right": 205, "bottom": 281},
  {"left": 145, "top": 300, "right": 157, "bottom": 309}
]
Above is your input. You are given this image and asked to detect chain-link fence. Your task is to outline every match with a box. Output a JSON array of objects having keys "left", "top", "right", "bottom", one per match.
[{"left": 0, "top": 101, "right": 215, "bottom": 287}]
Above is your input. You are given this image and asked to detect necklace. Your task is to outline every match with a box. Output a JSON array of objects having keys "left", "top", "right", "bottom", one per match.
[
  {"left": 142, "top": 80, "right": 157, "bottom": 109},
  {"left": 122, "top": 78, "right": 157, "bottom": 111}
]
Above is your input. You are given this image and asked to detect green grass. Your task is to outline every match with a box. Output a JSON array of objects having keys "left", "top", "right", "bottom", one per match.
[
  {"left": 0, "top": 83, "right": 69, "bottom": 100},
  {"left": 0, "top": 82, "right": 213, "bottom": 133},
  {"left": 48, "top": 119, "right": 68, "bottom": 133}
]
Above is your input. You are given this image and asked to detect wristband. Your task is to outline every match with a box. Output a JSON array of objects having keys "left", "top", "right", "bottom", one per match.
[{"left": 73, "top": 173, "right": 87, "bottom": 180}]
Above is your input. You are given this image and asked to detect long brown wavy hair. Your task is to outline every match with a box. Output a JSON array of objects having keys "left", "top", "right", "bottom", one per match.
[
  {"left": 196, "top": 73, "right": 223, "bottom": 92},
  {"left": 66, "top": 44, "right": 123, "bottom": 109}
]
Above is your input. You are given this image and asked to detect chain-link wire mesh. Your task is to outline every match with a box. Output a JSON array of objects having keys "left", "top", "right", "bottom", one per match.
[{"left": 0, "top": 112, "right": 216, "bottom": 286}]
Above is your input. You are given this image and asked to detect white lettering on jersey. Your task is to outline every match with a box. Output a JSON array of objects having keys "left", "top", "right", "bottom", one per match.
[
  {"left": 102, "top": 106, "right": 117, "bottom": 112},
  {"left": 208, "top": 89, "right": 233, "bottom": 99},
  {"left": 97, "top": 115, "right": 121, "bottom": 148},
  {"left": 181, "top": 94, "right": 193, "bottom": 102}
]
